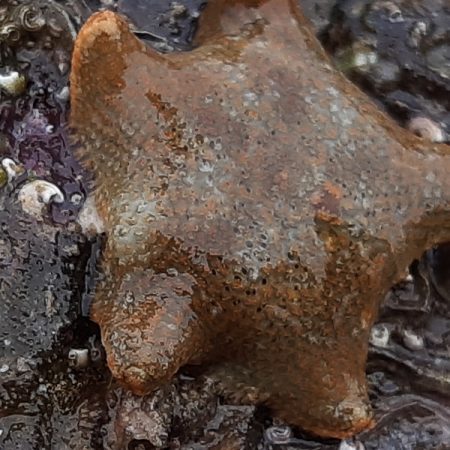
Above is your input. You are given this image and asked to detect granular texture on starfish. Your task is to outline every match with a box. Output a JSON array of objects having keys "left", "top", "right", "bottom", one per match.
[{"left": 70, "top": 0, "right": 450, "bottom": 439}]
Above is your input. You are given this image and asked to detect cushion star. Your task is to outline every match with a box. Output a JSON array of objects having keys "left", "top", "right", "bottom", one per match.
[{"left": 70, "top": 0, "right": 450, "bottom": 438}]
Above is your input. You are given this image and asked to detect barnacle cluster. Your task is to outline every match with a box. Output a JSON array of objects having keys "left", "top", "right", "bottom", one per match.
[
  {"left": 0, "top": 0, "right": 79, "bottom": 68},
  {"left": 0, "top": 2, "right": 46, "bottom": 47}
]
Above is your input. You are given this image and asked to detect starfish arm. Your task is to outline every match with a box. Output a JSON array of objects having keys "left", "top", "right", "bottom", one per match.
[
  {"left": 212, "top": 343, "right": 374, "bottom": 439},
  {"left": 70, "top": 11, "right": 166, "bottom": 194},
  {"left": 70, "top": 10, "right": 146, "bottom": 122},
  {"left": 271, "top": 350, "right": 374, "bottom": 438},
  {"left": 91, "top": 268, "right": 208, "bottom": 395}
]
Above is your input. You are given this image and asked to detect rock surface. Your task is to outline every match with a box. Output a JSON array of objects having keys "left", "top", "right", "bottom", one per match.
[{"left": 326, "top": 0, "right": 450, "bottom": 143}]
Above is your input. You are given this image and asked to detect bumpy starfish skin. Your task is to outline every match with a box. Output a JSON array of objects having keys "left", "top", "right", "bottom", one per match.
[{"left": 70, "top": 0, "right": 450, "bottom": 438}]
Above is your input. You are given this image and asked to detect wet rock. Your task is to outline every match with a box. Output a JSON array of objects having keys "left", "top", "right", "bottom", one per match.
[
  {"left": 183, "top": 404, "right": 257, "bottom": 449},
  {"left": 0, "top": 0, "right": 90, "bottom": 226},
  {"left": 424, "top": 243, "right": 450, "bottom": 305},
  {"left": 360, "top": 395, "right": 450, "bottom": 450},
  {"left": 326, "top": 0, "right": 450, "bottom": 142},
  {"left": 0, "top": 196, "right": 80, "bottom": 364},
  {"left": 299, "top": 0, "right": 337, "bottom": 34},
  {"left": 0, "top": 176, "right": 110, "bottom": 449},
  {"left": 117, "top": 0, "right": 206, "bottom": 52},
  {"left": 0, "top": 3, "right": 112, "bottom": 448},
  {"left": 108, "top": 387, "right": 175, "bottom": 449},
  {"left": 102, "top": 376, "right": 258, "bottom": 449}
]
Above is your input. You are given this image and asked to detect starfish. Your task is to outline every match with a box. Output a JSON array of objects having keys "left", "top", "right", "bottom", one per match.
[{"left": 70, "top": 0, "right": 450, "bottom": 439}]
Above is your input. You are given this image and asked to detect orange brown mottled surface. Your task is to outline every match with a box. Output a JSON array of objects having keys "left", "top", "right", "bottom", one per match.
[{"left": 70, "top": 0, "right": 450, "bottom": 439}]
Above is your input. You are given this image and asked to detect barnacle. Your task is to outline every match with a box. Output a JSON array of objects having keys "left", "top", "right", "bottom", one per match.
[
  {"left": 17, "top": 179, "right": 64, "bottom": 219},
  {"left": 0, "top": 70, "right": 26, "bottom": 96}
]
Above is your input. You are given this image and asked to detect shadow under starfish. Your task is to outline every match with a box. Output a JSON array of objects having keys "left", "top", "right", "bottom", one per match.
[{"left": 70, "top": 0, "right": 450, "bottom": 439}]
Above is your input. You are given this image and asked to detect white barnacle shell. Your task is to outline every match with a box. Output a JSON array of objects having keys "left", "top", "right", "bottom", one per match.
[
  {"left": 407, "top": 117, "right": 445, "bottom": 143},
  {"left": 339, "top": 440, "right": 365, "bottom": 450},
  {"left": 369, "top": 323, "right": 390, "bottom": 348},
  {"left": 264, "top": 426, "right": 293, "bottom": 444},
  {"left": 0, "top": 71, "right": 26, "bottom": 96},
  {"left": 402, "top": 328, "right": 424, "bottom": 351},
  {"left": 17, "top": 179, "right": 64, "bottom": 219},
  {"left": 1, "top": 158, "right": 24, "bottom": 182},
  {"left": 68, "top": 348, "right": 89, "bottom": 368},
  {"left": 76, "top": 195, "right": 105, "bottom": 236}
]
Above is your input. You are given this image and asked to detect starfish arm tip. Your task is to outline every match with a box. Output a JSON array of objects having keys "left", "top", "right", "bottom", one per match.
[
  {"left": 70, "top": 10, "right": 140, "bottom": 110},
  {"left": 93, "top": 270, "right": 208, "bottom": 395}
]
